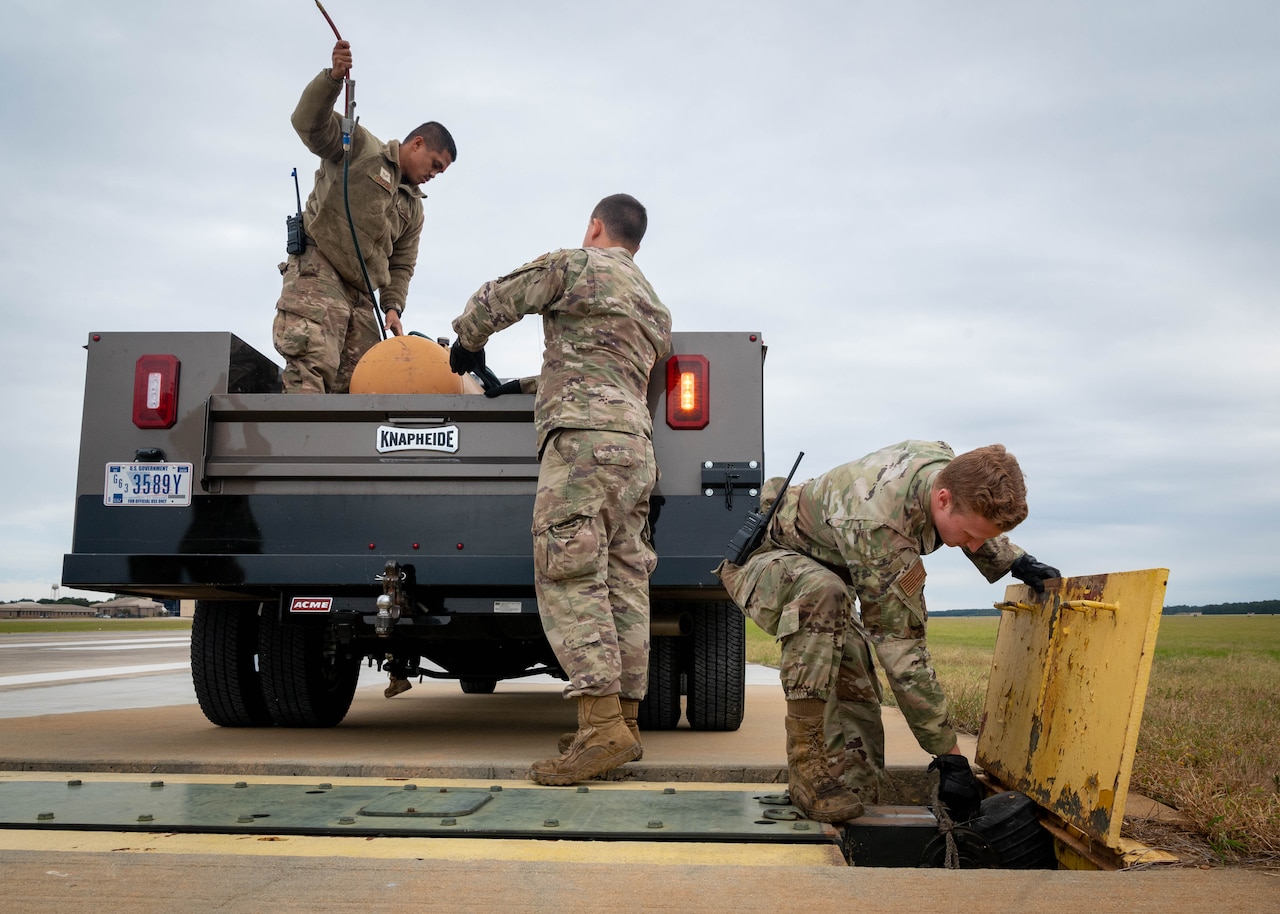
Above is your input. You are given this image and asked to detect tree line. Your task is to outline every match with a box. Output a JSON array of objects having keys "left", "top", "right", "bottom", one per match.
[{"left": 937, "top": 599, "right": 1279, "bottom": 617}]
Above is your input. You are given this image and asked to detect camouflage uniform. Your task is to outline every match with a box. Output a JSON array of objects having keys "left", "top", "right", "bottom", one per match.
[
  {"left": 274, "top": 69, "right": 427, "bottom": 393},
  {"left": 716, "top": 440, "right": 1025, "bottom": 800},
  {"left": 452, "top": 246, "right": 672, "bottom": 699},
  {"left": 274, "top": 246, "right": 382, "bottom": 393}
]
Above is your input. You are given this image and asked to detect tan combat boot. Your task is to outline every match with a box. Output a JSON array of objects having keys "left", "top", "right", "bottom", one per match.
[
  {"left": 384, "top": 676, "right": 412, "bottom": 698},
  {"left": 558, "top": 698, "right": 643, "bottom": 759},
  {"left": 785, "top": 699, "right": 865, "bottom": 822},
  {"left": 531, "top": 694, "right": 642, "bottom": 786}
]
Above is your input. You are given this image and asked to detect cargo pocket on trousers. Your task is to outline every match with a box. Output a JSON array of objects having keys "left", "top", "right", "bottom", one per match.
[
  {"left": 774, "top": 599, "right": 803, "bottom": 641},
  {"left": 733, "top": 553, "right": 797, "bottom": 639},
  {"left": 272, "top": 309, "right": 325, "bottom": 361},
  {"left": 535, "top": 512, "right": 604, "bottom": 582},
  {"left": 563, "top": 620, "right": 602, "bottom": 652},
  {"left": 747, "top": 595, "right": 803, "bottom": 642},
  {"left": 273, "top": 277, "right": 330, "bottom": 359}
]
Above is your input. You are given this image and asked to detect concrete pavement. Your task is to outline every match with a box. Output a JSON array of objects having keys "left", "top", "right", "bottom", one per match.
[
  {"left": 2, "top": 842, "right": 1277, "bottom": 914},
  {"left": 0, "top": 676, "right": 964, "bottom": 792},
  {"left": 1, "top": 678, "right": 1276, "bottom": 913}
]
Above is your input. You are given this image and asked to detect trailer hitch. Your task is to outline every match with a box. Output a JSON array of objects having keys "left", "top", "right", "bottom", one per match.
[{"left": 374, "top": 560, "right": 409, "bottom": 637}]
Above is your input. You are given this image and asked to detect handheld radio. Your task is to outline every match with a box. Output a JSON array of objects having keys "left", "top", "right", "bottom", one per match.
[
  {"left": 286, "top": 167, "right": 305, "bottom": 255},
  {"left": 724, "top": 451, "right": 804, "bottom": 565}
]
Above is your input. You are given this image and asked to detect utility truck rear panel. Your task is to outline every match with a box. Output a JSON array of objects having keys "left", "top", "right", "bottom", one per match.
[{"left": 64, "top": 331, "right": 766, "bottom": 733}]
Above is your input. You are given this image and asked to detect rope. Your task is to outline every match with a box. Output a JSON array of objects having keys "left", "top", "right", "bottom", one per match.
[{"left": 931, "top": 778, "right": 961, "bottom": 869}]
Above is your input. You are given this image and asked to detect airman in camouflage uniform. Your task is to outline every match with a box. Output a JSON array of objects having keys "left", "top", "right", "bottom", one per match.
[
  {"left": 716, "top": 440, "right": 1060, "bottom": 823},
  {"left": 450, "top": 194, "right": 672, "bottom": 785},
  {"left": 274, "top": 40, "right": 456, "bottom": 393}
]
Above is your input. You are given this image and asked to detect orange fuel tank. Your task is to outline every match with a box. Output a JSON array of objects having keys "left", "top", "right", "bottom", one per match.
[{"left": 349, "top": 335, "right": 482, "bottom": 394}]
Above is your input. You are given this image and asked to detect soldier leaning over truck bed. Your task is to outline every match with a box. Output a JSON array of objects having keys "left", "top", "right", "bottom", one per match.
[
  {"left": 448, "top": 194, "right": 673, "bottom": 785},
  {"left": 274, "top": 39, "right": 457, "bottom": 394},
  {"left": 715, "top": 441, "right": 1061, "bottom": 824}
]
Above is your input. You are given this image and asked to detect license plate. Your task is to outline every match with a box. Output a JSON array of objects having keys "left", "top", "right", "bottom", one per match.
[{"left": 104, "top": 463, "right": 194, "bottom": 506}]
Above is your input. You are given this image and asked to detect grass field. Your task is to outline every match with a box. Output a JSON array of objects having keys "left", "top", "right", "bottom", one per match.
[{"left": 747, "top": 613, "right": 1280, "bottom": 863}]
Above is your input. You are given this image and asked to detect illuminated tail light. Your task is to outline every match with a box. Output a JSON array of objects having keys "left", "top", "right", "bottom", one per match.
[
  {"left": 132, "top": 354, "right": 181, "bottom": 429},
  {"left": 666, "top": 354, "right": 709, "bottom": 429}
]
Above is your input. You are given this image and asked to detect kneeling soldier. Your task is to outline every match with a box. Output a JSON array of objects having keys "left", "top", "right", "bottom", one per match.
[{"left": 716, "top": 440, "right": 1060, "bottom": 822}]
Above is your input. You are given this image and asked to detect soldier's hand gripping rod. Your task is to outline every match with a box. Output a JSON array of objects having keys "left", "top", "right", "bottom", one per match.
[
  {"left": 315, "top": 1, "right": 356, "bottom": 143},
  {"left": 313, "top": 1, "right": 386, "bottom": 340}
]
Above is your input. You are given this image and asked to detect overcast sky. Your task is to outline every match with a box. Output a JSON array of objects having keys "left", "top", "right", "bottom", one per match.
[{"left": 3, "top": 1, "right": 1277, "bottom": 610}]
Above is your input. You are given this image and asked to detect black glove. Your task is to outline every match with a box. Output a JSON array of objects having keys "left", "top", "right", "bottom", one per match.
[
  {"left": 1010, "top": 554, "right": 1061, "bottom": 594},
  {"left": 483, "top": 379, "right": 525, "bottom": 398},
  {"left": 448, "top": 340, "right": 486, "bottom": 376},
  {"left": 929, "top": 754, "right": 984, "bottom": 823}
]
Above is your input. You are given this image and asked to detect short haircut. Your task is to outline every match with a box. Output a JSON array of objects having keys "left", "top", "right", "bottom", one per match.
[
  {"left": 936, "top": 444, "right": 1028, "bottom": 532},
  {"left": 404, "top": 122, "right": 457, "bottom": 162},
  {"left": 591, "top": 193, "right": 647, "bottom": 248}
]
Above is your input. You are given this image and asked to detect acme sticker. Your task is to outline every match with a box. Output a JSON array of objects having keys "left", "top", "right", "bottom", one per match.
[
  {"left": 376, "top": 425, "right": 459, "bottom": 454},
  {"left": 289, "top": 597, "right": 333, "bottom": 613}
]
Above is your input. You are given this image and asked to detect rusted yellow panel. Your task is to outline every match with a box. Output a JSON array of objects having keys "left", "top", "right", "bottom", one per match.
[{"left": 976, "top": 568, "right": 1168, "bottom": 849}]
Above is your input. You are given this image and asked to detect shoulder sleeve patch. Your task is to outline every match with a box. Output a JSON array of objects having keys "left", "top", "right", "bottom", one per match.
[
  {"left": 896, "top": 557, "right": 927, "bottom": 597},
  {"left": 495, "top": 251, "right": 558, "bottom": 283},
  {"left": 370, "top": 167, "right": 394, "bottom": 193}
]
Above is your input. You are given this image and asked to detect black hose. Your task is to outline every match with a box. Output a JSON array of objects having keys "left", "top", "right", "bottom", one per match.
[{"left": 342, "top": 145, "right": 387, "bottom": 342}]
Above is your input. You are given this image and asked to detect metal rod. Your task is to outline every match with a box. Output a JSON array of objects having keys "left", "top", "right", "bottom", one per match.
[
  {"left": 1062, "top": 600, "right": 1119, "bottom": 613},
  {"left": 315, "top": 0, "right": 342, "bottom": 39}
]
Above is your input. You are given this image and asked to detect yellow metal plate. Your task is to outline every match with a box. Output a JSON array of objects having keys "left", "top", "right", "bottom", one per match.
[{"left": 976, "top": 568, "right": 1168, "bottom": 848}]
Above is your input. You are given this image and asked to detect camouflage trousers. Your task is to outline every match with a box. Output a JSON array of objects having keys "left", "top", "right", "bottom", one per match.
[
  {"left": 716, "top": 550, "right": 894, "bottom": 801},
  {"left": 273, "top": 245, "right": 380, "bottom": 393},
  {"left": 533, "top": 428, "right": 658, "bottom": 701}
]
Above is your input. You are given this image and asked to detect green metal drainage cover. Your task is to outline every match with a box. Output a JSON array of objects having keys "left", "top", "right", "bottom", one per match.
[{"left": 0, "top": 780, "right": 839, "bottom": 845}]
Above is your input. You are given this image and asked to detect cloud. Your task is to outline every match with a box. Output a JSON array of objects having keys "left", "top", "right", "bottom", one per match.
[{"left": 2, "top": 0, "right": 1277, "bottom": 610}]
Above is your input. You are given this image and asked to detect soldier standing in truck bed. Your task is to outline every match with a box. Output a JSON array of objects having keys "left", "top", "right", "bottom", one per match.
[
  {"left": 274, "top": 40, "right": 456, "bottom": 393},
  {"left": 716, "top": 440, "right": 1061, "bottom": 823},
  {"left": 449, "top": 194, "right": 672, "bottom": 785}
]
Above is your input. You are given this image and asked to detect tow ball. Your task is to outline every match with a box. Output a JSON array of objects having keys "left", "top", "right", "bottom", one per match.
[{"left": 374, "top": 560, "right": 409, "bottom": 637}]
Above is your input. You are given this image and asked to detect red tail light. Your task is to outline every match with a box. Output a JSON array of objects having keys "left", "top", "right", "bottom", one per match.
[
  {"left": 666, "top": 354, "right": 709, "bottom": 429},
  {"left": 133, "top": 354, "right": 181, "bottom": 429}
]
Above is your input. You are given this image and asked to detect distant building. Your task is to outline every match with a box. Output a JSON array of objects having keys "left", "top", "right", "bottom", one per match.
[
  {"left": 93, "top": 597, "right": 169, "bottom": 618},
  {"left": 0, "top": 597, "right": 168, "bottom": 619},
  {"left": 0, "top": 602, "right": 97, "bottom": 619}
]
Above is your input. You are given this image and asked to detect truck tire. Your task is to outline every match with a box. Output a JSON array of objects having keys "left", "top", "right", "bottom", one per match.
[
  {"left": 191, "top": 601, "right": 272, "bottom": 727},
  {"left": 460, "top": 678, "right": 498, "bottom": 694},
  {"left": 636, "top": 635, "right": 681, "bottom": 730},
  {"left": 685, "top": 601, "right": 746, "bottom": 731},
  {"left": 257, "top": 610, "right": 360, "bottom": 727}
]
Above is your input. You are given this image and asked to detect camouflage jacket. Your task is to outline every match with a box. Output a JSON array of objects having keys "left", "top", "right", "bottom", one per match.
[
  {"left": 762, "top": 440, "right": 1025, "bottom": 635},
  {"left": 292, "top": 69, "right": 425, "bottom": 314},
  {"left": 452, "top": 247, "right": 672, "bottom": 451}
]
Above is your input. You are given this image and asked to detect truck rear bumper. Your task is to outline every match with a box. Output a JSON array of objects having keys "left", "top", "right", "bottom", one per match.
[
  {"left": 63, "top": 494, "right": 744, "bottom": 600},
  {"left": 61, "top": 554, "right": 731, "bottom": 601}
]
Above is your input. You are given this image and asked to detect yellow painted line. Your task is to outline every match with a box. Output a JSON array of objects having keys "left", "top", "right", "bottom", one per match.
[{"left": 0, "top": 829, "right": 845, "bottom": 866}]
